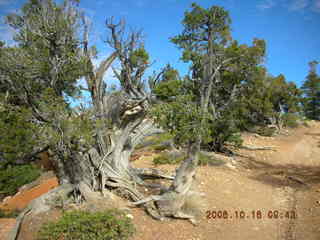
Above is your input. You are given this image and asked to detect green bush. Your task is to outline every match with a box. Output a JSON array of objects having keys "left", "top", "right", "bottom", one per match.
[
  {"left": 255, "top": 126, "right": 276, "bottom": 137},
  {"left": 198, "top": 152, "right": 225, "bottom": 166},
  {"left": 153, "top": 152, "right": 184, "bottom": 165},
  {"left": 225, "top": 133, "right": 243, "bottom": 148},
  {"left": 282, "top": 113, "right": 300, "bottom": 128},
  {"left": 0, "top": 104, "right": 40, "bottom": 162},
  {"left": 153, "top": 151, "right": 225, "bottom": 166},
  {"left": 0, "top": 208, "right": 20, "bottom": 218},
  {"left": 152, "top": 144, "right": 169, "bottom": 151},
  {"left": 37, "top": 209, "right": 135, "bottom": 240},
  {"left": 153, "top": 79, "right": 183, "bottom": 102},
  {"left": 151, "top": 133, "right": 173, "bottom": 144},
  {"left": 0, "top": 164, "right": 40, "bottom": 197},
  {"left": 135, "top": 133, "right": 174, "bottom": 151}
]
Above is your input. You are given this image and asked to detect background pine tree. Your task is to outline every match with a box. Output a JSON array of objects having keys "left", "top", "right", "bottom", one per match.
[{"left": 301, "top": 61, "right": 320, "bottom": 120}]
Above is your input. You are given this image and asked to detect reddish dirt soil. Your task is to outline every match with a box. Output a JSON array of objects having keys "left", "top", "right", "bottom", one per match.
[
  {"left": 0, "top": 173, "right": 59, "bottom": 240},
  {"left": 3, "top": 121, "right": 320, "bottom": 240},
  {"left": 129, "top": 121, "right": 320, "bottom": 240},
  {"left": 0, "top": 218, "right": 16, "bottom": 240},
  {"left": 0, "top": 177, "right": 59, "bottom": 211}
]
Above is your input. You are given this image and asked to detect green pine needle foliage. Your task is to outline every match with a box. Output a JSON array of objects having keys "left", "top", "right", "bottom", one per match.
[
  {"left": 301, "top": 61, "right": 320, "bottom": 120},
  {"left": 0, "top": 164, "right": 40, "bottom": 196},
  {"left": 37, "top": 209, "right": 135, "bottom": 240},
  {"left": 0, "top": 103, "right": 39, "bottom": 162}
]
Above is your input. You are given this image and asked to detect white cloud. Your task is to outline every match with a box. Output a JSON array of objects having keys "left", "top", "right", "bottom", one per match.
[
  {"left": 257, "top": 0, "right": 319, "bottom": 13},
  {"left": 259, "top": 0, "right": 320, "bottom": 13},
  {"left": 257, "top": 0, "right": 276, "bottom": 10},
  {"left": 288, "top": 0, "right": 309, "bottom": 11}
]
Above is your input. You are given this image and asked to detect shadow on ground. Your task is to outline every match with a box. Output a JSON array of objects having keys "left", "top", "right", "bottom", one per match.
[{"left": 236, "top": 156, "right": 320, "bottom": 189}]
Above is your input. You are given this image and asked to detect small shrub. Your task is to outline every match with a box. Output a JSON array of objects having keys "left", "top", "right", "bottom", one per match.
[
  {"left": 255, "top": 126, "right": 276, "bottom": 137},
  {"left": 152, "top": 142, "right": 173, "bottom": 151},
  {"left": 135, "top": 142, "right": 152, "bottom": 149},
  {"left": 153, "top": 152, "right": 184, "bottom": 165},
  {"left": 282, "top": 113, "right": 300, "bottom": 128},
  {"left": 198, "top": 152, "right": 225, "bottom": 166},
  {"left": 226, "top": 133, "right": 243, "bottom": 147},
  {"left": 152, "top": 145, "right": 167, "bottom": 151},
  {"left": 37, "top": 209, "right": 135, "bottom": 240},
  {"left": 152, "top": 133, "right": 174, "bottom": 144},
  {"left": 153, "top": 151, "right": 225, "bottom": 166},
  {"left": 0, "top": 208, "right": 20, "bottom": 218},
  {"left": 302, "top": 121, "right": 310, "bottom": 127},
  {"left": 0, "top": 164, "right": 41, "bottom": 197},
  {"left": 136, "top": 133, "right": 174, "bottom": 151},
  {"left": 149, "top": 133, "right": 175, "bottom": 151},
  {"left": 197, "top": 152, "right": 211, "bottom": 165}
]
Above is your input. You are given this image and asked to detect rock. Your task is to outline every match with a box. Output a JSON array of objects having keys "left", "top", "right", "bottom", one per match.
[
  {"left": 14, "top": 191, "right": 21, "bottom": 197},
  {"left": 2, "top": 196, "right": 12, "bottom": 203},
  {"left": 126, "top": 214, "right": 134, "bottom": 219}
]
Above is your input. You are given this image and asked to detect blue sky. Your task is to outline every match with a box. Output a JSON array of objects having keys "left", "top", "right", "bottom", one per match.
[{"left": 0, "top": 0, "right": 319, "bottom": 87}]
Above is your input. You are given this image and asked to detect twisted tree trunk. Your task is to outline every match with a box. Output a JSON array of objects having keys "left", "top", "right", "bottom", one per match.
[
  {"left": 43, "top": 17, "right": 172, "bottom": 216},
  {"left": 22, "top": 16, "right": 201, "bottom": 225}
]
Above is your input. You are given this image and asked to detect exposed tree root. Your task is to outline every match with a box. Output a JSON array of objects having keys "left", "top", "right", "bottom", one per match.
[
  {"left": 8, "top": 184, "right": 74, "bottom": 240},
  {"left": 143, "top": 191, "right": 199, "bottom": 225},
  {"left": 8, "top": 207, "right": 31, "bottom": 240},
  {"left": 128, "top": 144, "right": 203, "bottom": 226}
]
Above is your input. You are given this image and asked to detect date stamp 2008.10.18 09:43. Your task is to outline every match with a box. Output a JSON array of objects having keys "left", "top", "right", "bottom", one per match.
[{"left": 206, "top": 210, "right": 297, "bottom": 220}]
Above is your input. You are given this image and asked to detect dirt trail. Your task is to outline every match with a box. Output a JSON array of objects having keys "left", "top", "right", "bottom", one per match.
[
  {"left": 129, "top": 122, "right": 320, "bottom": 240},
  {"left": 4, "top": 122, "right": 320, "bottom": 240}
]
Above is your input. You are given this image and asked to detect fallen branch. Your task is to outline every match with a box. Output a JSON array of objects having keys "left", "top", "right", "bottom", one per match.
[
  {"left": 8, "top": 206, "right": 31, "bottom": 240},
  {"left": 239, "top": 145, "right": 277, "bottom": 151},
  {"left": 133, "top": 168, "right": 175, "bottom": 180},
  {"left": 286, "top": 176, "right": 308, "bottom": 186},
  {"left": 131, "top": 195, "right": 162, "bottom": 205}
]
